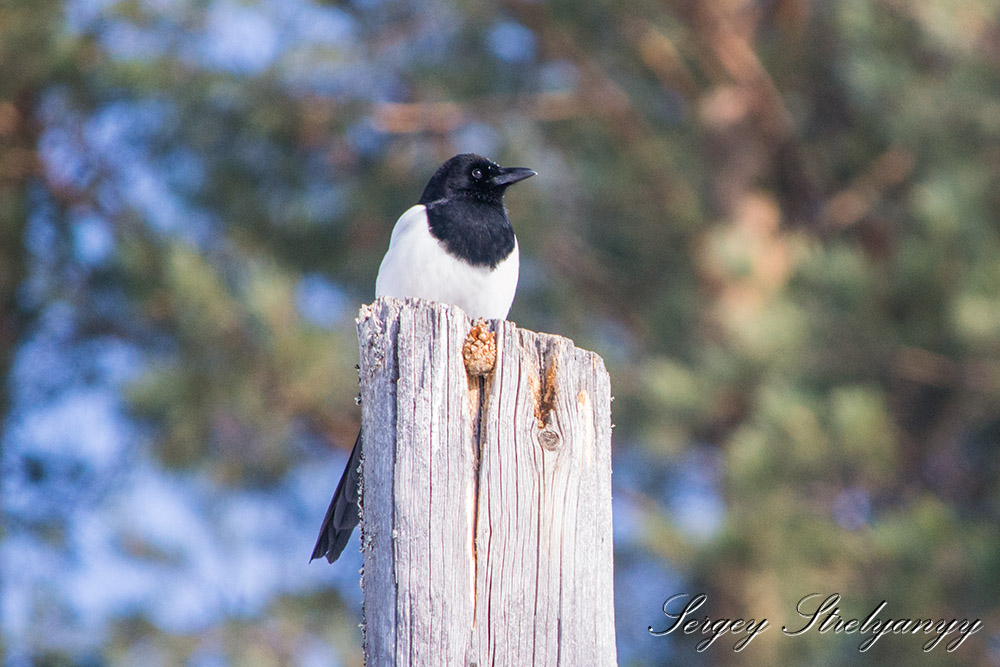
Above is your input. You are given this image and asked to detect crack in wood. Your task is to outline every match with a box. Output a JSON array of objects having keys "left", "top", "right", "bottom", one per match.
[
  {"left": 465, "top": 319, "right": 498, "bottom": 633},
  {"left": 532, "top": 347, "right": 559, "bottom": 429},
  {"left": 470, "top": 373, "right": 486, "bottom": 631}
]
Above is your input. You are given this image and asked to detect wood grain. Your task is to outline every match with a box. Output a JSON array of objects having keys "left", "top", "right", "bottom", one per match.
[{"left": 357, "top": 297, "right": 616, "bottom": 666}]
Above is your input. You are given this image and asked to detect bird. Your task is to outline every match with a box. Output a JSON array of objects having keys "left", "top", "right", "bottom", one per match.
[{"left": 311, "top": 153, "right": 536, "bottom": 563}]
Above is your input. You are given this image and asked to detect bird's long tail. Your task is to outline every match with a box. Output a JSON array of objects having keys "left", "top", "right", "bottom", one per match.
[{"left": 310, "top": 429, "right": 362, "bottom": 563}]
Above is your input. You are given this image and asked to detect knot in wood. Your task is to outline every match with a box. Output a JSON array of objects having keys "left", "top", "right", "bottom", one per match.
[
  {"left": 463, "top": 320, "right": 497, "bottom": 376},
  {"left": 538, "top": 428, "right": 561, "bottom": 450}
]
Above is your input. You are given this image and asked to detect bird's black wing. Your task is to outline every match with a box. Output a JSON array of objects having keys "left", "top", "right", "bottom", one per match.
[{"left": 310, "top": 429, "right": 362, "bottom": 563}]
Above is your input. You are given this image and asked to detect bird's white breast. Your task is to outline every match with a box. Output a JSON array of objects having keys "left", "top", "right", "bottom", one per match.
[{"left": 375, "top": 205, "right": 519, "bottom": 319}]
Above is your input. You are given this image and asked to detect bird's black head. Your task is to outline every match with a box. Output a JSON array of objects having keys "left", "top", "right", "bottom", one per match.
[
  {"left": 417, "top": 153, "right": 535, "bottom": 268},
  {"left": 419, "top": 153, "right": 536, "bottom": 207}
]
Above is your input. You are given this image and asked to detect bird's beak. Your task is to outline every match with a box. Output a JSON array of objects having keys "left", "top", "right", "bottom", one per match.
[{"left": 490, "top": 167, "right": 536, "bottom": 188}]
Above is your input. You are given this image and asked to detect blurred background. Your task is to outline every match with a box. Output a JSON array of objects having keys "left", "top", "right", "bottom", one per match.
[{"left": 2, "top": 0, "right": 1000, "bottom": 664}]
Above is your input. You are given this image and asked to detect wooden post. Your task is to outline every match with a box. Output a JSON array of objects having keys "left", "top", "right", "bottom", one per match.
[{"left": 356, "top": 297, "right": 616, "bottom": 666}]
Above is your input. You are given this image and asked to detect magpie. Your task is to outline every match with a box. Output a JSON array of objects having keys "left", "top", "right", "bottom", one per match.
[{"left": 311, "top": 153, "right": 536, "bottom": 563}]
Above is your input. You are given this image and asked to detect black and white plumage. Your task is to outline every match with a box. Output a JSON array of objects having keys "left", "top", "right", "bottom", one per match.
[{"left": 311, "top": 153, "right": 535, "bottom": 563}]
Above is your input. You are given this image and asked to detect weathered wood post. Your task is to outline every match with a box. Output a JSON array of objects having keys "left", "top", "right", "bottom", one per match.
[{"left": 356, "top": 297, "right": 616, "bottom": 666}]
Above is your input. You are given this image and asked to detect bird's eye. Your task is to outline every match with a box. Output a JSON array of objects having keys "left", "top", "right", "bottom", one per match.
[{"left": 471, "top": 168, "right": 483, "bottom": 180}]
